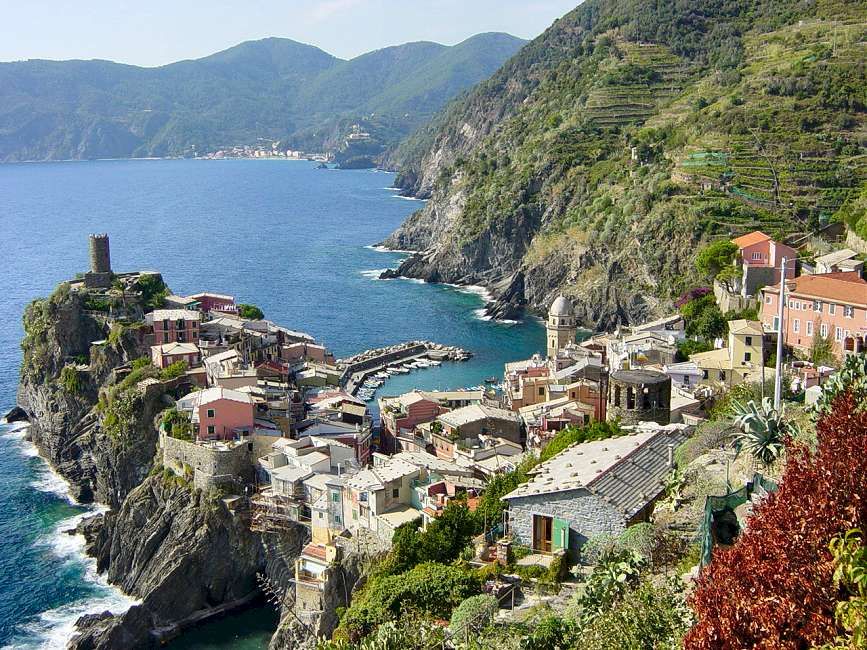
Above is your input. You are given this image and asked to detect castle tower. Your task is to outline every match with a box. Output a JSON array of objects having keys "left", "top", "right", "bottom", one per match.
[
  {"left": 84, "top": 233, "right": 113, "bottom": 288},
  {"left": 89, "top": 233, "right": 112, "bottom": 274},
  {"left": 547, "top": 295, "right": 577, "bottom": 359}
]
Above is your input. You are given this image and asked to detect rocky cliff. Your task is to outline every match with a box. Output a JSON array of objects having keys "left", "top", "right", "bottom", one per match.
[
  {"left": 15, "top": 281, "right": 311, "bottom": 649},
  {"left": 17, "top": 284, "right": 158, "bottom": 506},
  {"left": 383, "top": 0, "right": 867, "bottom": 328}
]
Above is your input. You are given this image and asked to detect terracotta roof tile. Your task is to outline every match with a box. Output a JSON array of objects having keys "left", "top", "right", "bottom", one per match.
[
  {"left": 767, "top": 273, "right": 867, "bottom": 306},
  {"left": 732, "top": 231, "right": 771, "bottom": 248}
]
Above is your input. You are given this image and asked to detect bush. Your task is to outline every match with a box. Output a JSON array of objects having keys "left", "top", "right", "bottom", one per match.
[
  {"left": 60, "top": 365, "right": 83, "bottom": 394},
  {"left": 685, "top": 389, "right": 867, "bottom": 648},
  {"left": 388, "top": 501, "right": 477, "bottom": 573},
  {"left": 238, "top": 303, "right": 264, "bottom": 320},
  {"left": 579, "top": 578, "right": 692, "bottom": 650},
  {"left": 449, "top": 594, "right": 498, "bottom": 636},
  {"left": 675, "top": 338, "right": 713, "bottom": 362},
  {"left": 159, "top": 360, "right": 188, "bottom": 381},
  {"left": 339, "top": 563, "right": 480, "bottom": 640},
  {"left": 695, "top": 240, "right": 737, "bottom": 280}
]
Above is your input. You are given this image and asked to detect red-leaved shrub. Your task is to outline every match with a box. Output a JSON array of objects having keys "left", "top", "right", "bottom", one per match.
[{"left": 685, "top": 392, "right": 867, "bottom": 649}]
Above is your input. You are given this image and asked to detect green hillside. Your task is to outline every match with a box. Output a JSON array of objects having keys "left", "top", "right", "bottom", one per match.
[
  {"left": 0, "top": 34, "right": 526, "bottom": 162},
  {"left": 385, "top": 0, "right": 867, "bottom": 328}
]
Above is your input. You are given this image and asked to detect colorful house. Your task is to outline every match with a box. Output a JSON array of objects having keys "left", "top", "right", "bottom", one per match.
[
  {"left": 760, "top": 272, "right": 867, "bottom": 357},
  {"left": 177, "top": 386, "right": 255, "bottom": 440},
  {"left": 689, "top": 319, "right": 767, "bottom": 388},
  {"left": 732, "top": 231, "right": 797, "bottom": 274},
  {"left": 148, "top": 309, "right": 201, "bottom": 345},
  {"left": 150, "top": 342, "right": 201, "bottom": 369}
]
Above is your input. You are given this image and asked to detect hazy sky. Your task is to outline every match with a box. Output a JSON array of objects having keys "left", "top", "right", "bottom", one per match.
[{"left": 0, "top": 0, "right": 580, "bottom": 66}]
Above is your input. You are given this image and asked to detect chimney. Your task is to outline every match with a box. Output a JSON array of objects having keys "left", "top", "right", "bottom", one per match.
[{"left": 667, "top": 444, "right": 675, "bottom": 469}]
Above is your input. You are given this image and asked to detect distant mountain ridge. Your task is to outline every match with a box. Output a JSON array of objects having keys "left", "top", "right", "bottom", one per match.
[{"left": 0, "top": 33, "right": 526, "bottom": 162}]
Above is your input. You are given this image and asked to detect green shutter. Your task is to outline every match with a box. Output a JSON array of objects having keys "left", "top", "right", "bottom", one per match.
[{"left": 552, "top": 518, "right": 569, "bottom": 552}]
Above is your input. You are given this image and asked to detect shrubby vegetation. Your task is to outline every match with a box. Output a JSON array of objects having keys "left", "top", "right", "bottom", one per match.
[{"left": 237, "top": 304, "right": 264, "bottom": 320}]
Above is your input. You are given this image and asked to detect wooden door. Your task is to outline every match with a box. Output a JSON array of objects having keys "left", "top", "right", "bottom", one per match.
[{"left": 533, "top": 514, "right": 553, "bottom": 553}]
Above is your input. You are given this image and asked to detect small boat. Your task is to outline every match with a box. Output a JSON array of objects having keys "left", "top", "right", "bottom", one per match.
[
  {"left": 375, "top": 372, "right": 390, "bottom": 379},
  {"left": 484, "top": 376, "right": 498, "bottom": 384},
  {"left": 428, "top": 360, "right": 441, "bottom": 366}
]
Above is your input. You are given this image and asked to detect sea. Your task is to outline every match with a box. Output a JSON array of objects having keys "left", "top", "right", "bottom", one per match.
[{"left": 0, "top": 159, "right": 545, "bottom": 648}]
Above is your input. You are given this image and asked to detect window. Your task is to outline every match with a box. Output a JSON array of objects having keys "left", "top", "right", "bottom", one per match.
[
  {"left": 702, "top": 369, "right": 709, "bottom": 380},
  {"left": 744, "top": 352, "right": 752, "bottom": 362},
  {"left": 773, "top": 316, "right": 780, "bottom": 331},
  {"left": 683, "top": 375, "right": 690, "bottom": 385},
  {"left": 207, "top": 425, "right": 215, "bottom": 435},
  {"left": 845, "top": 305, "right": 855, "bottom": 318},
  {"left": 829, "top": 303, "right": 837, "bottom": 316},
  {"left": 789, "top": 300, "right": 796, "bottom": 309},
  {"left": 206, "top": 409, "right": 215, "bottom": 418},
  {"left": 751, "top": 252, "right": 762, "bottom": 260},
  {"left": 392, "top": 488, "right": 400, "bottom": 498},
  {"left": 352, "top": 510, "right": 358, "bottom": 521},
  {"left": 331, "top": 492, "right": 340, "bottom": 502},
  {"left": 538, "top": 387, "right": 545, "bottom": 396},
  {"left": 163, "top": 333, "right": 169, "bottom": 344},
  {"left": 334, "top": 515, "right": 341, "bottom": 524},
  {"left": 814, "top": 300, "right": 822, "bottom": 313},
  {"left": 821, "top": 323, "right": 828, "bottom": 337},
  {"left": 836, "top": 327, "right": 843, "bottom": 342},
  {"left": 765, "top": 295, "right": 772, "bottom": 304},
  {"left": 793, "top": 319, "right": 800, "bottom": 334},
  {"left": 745, "top": 336, "right": 753, "bottom": 346},
  {"left": 807, "top": 320, "right": 814, "bottom": 336},
  {"left": 719, "top": 371, "right": 726, "bottom": 381},
  {"left": 318, "top": 512, "right": 324, "bottom": 519}
]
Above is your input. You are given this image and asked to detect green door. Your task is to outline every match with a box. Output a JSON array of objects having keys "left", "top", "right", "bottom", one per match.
[{"left": 552, "top": 518, "right": 569, "bottom": 552}]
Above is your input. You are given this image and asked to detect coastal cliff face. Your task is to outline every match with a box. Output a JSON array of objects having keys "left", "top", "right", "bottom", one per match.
[
  {"left": 17, "top": 285, "right": 158, "bottom": 506},
  {"left": 68, "top": 477, "right": 308, "bottom": 649},
  {"left": 384, "top": 0, "right": 867, "bottom": 328}
]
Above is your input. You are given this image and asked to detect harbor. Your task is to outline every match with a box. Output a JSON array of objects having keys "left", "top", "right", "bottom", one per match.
[{"left": 337, "top": 340, "right": 472, "bottom": 400}]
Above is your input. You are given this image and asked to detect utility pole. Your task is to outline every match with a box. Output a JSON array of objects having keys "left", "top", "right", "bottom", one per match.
[{"left": 774, "top": 257, "right": 787, "bottom": 409}]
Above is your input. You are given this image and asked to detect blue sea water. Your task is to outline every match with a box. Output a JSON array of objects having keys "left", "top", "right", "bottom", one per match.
[{"left": 0, "top": 159, "right": 545, "bottom": 648}]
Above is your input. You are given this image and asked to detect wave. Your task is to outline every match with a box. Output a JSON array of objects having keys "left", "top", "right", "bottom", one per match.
[
  {"left": 359, "top": 268, "right": 392, "bottom": 279},
  {"left": 364, "top": 244, "right": 418, "bottom": 254},
  {"left": 394, "top": 195, "right": 426, "bottom": 202},
  {"left": 0, "top": 427, "right": 136, "bottom": 650},
  {"left": 0, "top": 424, "right": 39, "bottom": 457},
  {"left": 5, "top": 588, "right": 137, "bottom": 650}
]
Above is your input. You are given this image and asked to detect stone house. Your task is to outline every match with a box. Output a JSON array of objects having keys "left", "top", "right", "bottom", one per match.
[{"left": 502, "top": 424, "right": 690, "bottom": 558}]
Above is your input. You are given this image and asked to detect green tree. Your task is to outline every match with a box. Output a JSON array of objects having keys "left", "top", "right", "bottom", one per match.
[
  {"left": 811, "top": 324, "right": 837, "bottom": 366},
  {"left": 238, "top": 303, "right": 264, "bottom": 320},
  {"left": 695, "top": 240, "right": 738, "bottom": 281}
]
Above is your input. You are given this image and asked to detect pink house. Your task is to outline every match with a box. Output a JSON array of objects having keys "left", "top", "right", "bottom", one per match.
[
  {"left": 378, "top": 392, "right": 446, "bottom": 453},
  {"left": 732, "top": 231, "right": 797, "bottom": 279},
  {"left": 177, "top": 386, "right": 255, "bottom": 440},
  {"left": 282, "top": 342, "right": 329, "bottom": 364},
  {"left": 761, "top": 272, "right": 867, "bottom": 358},
  {"left": 149, "top": 309, "right": 201, "bottom": 345},
  {"left": 151, "top": 342, "right": 201, "bottom": 369}
]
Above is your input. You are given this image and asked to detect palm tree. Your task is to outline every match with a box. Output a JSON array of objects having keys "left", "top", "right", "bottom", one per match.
[{"left": 730, "top": 397, "right": 797, "bottom": 467}]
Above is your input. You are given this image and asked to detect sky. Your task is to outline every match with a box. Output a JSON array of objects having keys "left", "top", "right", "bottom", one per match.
[{"left": 0, "top": 0, "right": 581, "bottom": 66}]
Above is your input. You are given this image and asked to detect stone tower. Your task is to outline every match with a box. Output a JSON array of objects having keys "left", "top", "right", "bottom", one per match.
[
  {"left": 84, "top": 233, "right": 113, "bottom": 288},
  {"left": 89, "top": 233, "right": 112, "bottom": 274},
  {"left": 546, "top": 295, "right": 577, "bottom": 359}
]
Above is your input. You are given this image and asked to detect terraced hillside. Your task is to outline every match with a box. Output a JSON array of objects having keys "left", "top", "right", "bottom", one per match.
[{"left": 384, "top": 0, "right": 866, "bottom": 328}]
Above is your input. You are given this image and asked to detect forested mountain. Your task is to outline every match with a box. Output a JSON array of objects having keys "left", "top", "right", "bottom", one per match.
[
  {"left": 0, "top": 33, "right": 525, "bottom": 162},
  {"left": 384, "top": 0, "right": 866, "bottom": 328}
]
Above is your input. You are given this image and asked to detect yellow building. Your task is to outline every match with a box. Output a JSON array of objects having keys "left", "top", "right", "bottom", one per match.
[{"left": 690, "top": 319, "right": 768, "bottom": 388}]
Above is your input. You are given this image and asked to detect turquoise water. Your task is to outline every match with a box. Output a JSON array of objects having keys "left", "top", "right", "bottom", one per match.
[{"left": 0, "top": 159, "right": 545, "bottom": 648}]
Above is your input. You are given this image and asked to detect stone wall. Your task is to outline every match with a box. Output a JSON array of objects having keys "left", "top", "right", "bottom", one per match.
[
  {"left": 339, "top": 344, "right": 427, "bottom": 385},
  {"left": 161, "top": 433, "right": 253, "bottom": 491},
  {"left": 507, "top": 487, "right": 626, "bottom": 557}
]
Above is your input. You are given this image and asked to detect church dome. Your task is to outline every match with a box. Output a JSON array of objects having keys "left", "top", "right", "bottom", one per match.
[{"left": 550, "top": 295, "right": 573, "bottom": 317}]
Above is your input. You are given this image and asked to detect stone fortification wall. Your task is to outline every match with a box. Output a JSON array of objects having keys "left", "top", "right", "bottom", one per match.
[{"left": 161, "top": 433, "right": 253, "bottom": 491}]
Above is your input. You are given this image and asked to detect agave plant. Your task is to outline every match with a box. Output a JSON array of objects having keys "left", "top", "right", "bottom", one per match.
[{"left": 730, "top": 397, "right": 797, "bottom": 467}]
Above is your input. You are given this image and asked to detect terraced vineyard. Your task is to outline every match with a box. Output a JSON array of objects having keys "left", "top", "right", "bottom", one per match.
[{"left": 584, "top": 41, "right": 692, "bottom": 128}]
